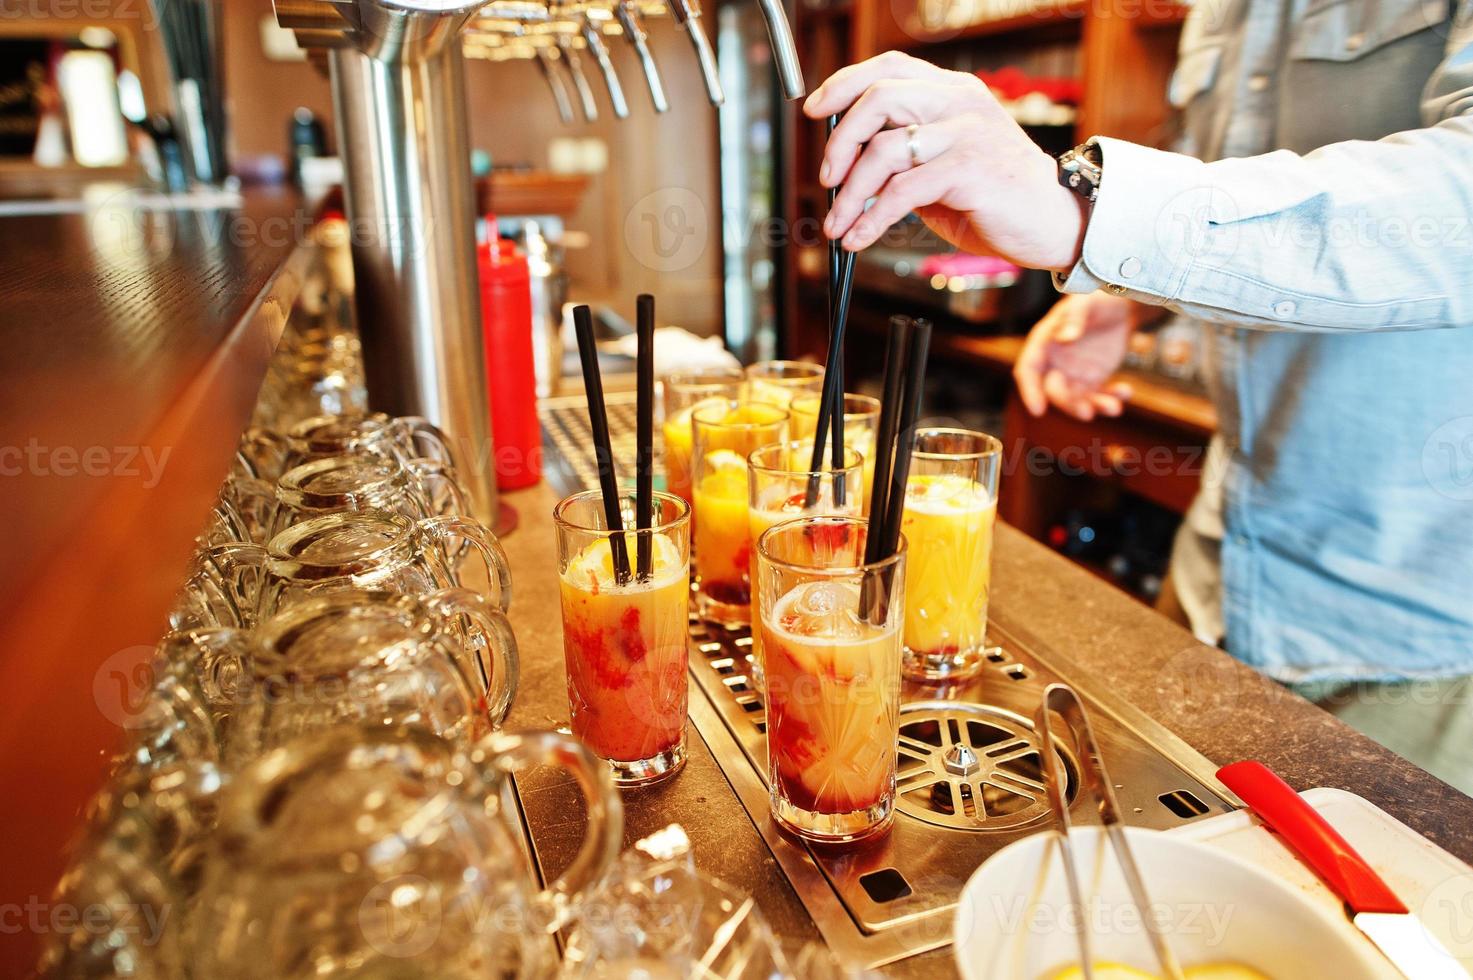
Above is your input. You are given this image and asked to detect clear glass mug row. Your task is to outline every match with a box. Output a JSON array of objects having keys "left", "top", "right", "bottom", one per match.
[
  {"left": 172, "top": 509, "right": 512, "bottom": 632},
  {"left": 52, "top": 724, "right": 625, "bottom": 980},
  {"left": 234, "top": 412, "right": 458, "bottom": 485},
  {"left": 209, "top": 451, "right": 468, "bottom": 547},
  {"left": 138, "top": 587, "right": 518, "bottom": 775}
]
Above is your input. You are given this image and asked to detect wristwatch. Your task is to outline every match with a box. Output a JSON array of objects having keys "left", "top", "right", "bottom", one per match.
[{"left": 1057, "top": 138, "right": 1103, "bottom": 204}]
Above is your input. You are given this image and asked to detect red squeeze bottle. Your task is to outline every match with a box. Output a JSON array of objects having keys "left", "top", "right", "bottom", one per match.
[{"left": 478, "top": 228, "right": 542, "bottom": 490}]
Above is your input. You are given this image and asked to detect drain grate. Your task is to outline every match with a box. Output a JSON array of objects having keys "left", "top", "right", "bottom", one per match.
[{"left": 895, "top": 702, "right": 1075, "bottom": 832}]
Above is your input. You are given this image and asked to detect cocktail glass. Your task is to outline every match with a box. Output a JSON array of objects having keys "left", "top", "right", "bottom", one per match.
[
  {"left": 900, "top": 428, "right": 1002, "bottom": 680},
  {"left": 556, "top": 489, "right": 692, "bottom": 786},
  {"left": 789, "top": 393, "right": 881, "bottom": 509},
  {"left": 690, "top": 399, "right": 788, "bottom": 626},
  {"left": 743, "top": 360, "right": 824, "bottom": 410},
  {"left": 661, "top": 370, "right": 744, "bottom": 510},
  {"left": 746, "top": 441, "right": 864, "bottom": 688},
  {"left": 755, "top": 516, "right": 903, "bottom": 843}
]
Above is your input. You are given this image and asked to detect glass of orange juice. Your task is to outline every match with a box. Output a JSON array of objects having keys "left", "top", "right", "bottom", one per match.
[
  {"left": 756, "top": 515, "right": 903, "bottom": 843},
  {"left": 746, "top": 440, "right": 863, "bottom": 687},
  {"left": 661, "top": 370, "right": 743, "bottom": 511},
  {"left": 743, "top": 360, "right": 824, "bottom": 410},
  {"left": 690, "top": 399, "right": 787, "bottom": 626},
  {"left": 789, "top": 393, "right": 881, "bottom": 509},
  {"left": 900, "top": 428, "right": 1002, "bottom": 681},
  {"left": 556, "top": 489, "right": 691, "bottom": 786}
]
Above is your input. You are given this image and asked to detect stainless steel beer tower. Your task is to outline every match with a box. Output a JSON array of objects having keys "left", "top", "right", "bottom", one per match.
[{"left": 320, "top": 2, "right": 501, "bottom": 527}]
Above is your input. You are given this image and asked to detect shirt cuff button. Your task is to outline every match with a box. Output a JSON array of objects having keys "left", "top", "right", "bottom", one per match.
[
  {"left": 1119, "top": 257, "right": 1142, "bottom": 279},
  {"left": 1273, "top": 299, "right": 1297, "bottom": 319}
]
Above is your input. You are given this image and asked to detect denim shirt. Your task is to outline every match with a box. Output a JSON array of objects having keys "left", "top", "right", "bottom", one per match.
[{"left": 1057, "top": 0, "right": 1473, "bottom": 681}]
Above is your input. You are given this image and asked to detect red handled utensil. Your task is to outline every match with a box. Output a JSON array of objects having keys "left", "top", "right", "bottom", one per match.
[{"left": 1218, "top": 760, "right": 1468, "bottom": 979}]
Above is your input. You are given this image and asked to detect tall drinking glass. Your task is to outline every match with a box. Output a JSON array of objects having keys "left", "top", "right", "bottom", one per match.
[
  {"left": 901, "top": 428, "right": 1002, "bottom": 680},
  {"left": 661, "top": 370, "right": 743, "bottom": 509},
  {"left": 690, "top": 400, "right": 787, "bottom": 626},
  {"left": 556, "top": 490, "right": 691, "bottom": 786},
  {"left": 743, "top": 360, "right": 824, "bottom": 410},
  {"left": 789, "top": 393, "right": 881, "bottom": 508},
  {"left": 746, "top": 441, "right": 864, "bottom": 687},
  {"left": 756, "top": 516, "right": 903, "bottom": 843}
]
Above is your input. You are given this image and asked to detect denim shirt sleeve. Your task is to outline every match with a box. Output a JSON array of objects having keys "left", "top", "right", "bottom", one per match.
[{"left": 1056, "top": 0, "right": 1473, "bottom": 332}]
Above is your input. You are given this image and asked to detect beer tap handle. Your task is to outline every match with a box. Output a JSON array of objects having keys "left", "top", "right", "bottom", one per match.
[
  {"left": 665, "top": 0, "right": 724, "bottom": 106},
  {"left": 754, "top": 0, "right": 805, "bottom": 100},
  {"left": 581, "top": 16, "right": 630, "bottom": 119},
  {"left": 536, "top": 46, "right": 576, "bottom": 124},
  {"left": 557, "top": 36, "right": 600, "bottom": 122},
  {"left": 615, "top": 0, "right": 669, "bottom": 113}
]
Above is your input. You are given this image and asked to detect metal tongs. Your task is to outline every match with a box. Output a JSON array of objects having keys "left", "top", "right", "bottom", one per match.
[{"left": 1034, "top": 684, "right": 1186, "bottom": 980}]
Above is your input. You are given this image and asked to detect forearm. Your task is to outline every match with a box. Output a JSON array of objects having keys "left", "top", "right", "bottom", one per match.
[{"left": 1056, "top": 116, "right": 1473, "bottom": 332}]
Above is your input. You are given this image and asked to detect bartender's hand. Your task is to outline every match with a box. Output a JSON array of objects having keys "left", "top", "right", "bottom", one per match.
[
  {"left": 804, "top": 52, "right": 1089, "bottom": 272},
  {"left": 1014, "top": 293, "right": 1145, "bottom": 420}
]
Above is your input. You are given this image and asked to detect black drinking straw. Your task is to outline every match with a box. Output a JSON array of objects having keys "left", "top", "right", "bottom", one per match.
[
  {"left": 861, "top": 317, "right": 930, "bottom": 622},
  {"left": 829, "top": 252, "right": 855, "bottom": 507},
  {"left": 863, "top": 317, "right": 913, "bottom": 567},
  {"left": 635, "top": 294, "right": 655, "bottom": 581},
  {"left": 804, "top": 250, "right": 856, "bottom": 506},
  {"left": 806, "top": 115, "right": 856, "bottom": 507},
  {"left": 880, "top": 318, "right": 932, "bottom": 563},
  {"left": 573, "top": 304, "right": 631, "bottom": 585}
]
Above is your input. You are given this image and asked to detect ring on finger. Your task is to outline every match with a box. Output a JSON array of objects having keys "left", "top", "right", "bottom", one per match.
[{"left": 905, "top": 123, "right": 922, "bottom": 168}]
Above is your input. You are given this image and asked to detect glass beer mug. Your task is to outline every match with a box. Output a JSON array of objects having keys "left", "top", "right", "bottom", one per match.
[
  {"left": 191, "top": 725, "right": 623, "bottom": 980},
  {"left": 226, "top": 588, "right": 518, "bottom": 765},
  {"left": 172, "top": 509, "right": 511, "bottom": 630},
  {"left": 210, "top": 452, "right": 468, "bottom": 546},
  {"left": 237, "top": 412, "right": 458, "bottom": 483}
]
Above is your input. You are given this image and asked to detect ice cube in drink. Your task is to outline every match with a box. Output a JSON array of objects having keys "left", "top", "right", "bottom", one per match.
[
  {"left": 760, "top": 580, "right": 900, "bottom": 841},
  {"left": 900, "top": 473, "right": 996, "bottom": 678},
  {"left": 746, "top": 475, "right": 861, "bottom": 684},
  {"left": 560, "top": 532, "right": 689, "bottom": 784}
]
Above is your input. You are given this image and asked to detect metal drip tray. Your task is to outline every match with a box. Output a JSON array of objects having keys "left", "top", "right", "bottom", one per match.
[
  {"left": 686, "top": 613, "right": 1236, "bottom": 969},
  {"left": 535, "top": 395, "right": 1237, "bottom": 970}
]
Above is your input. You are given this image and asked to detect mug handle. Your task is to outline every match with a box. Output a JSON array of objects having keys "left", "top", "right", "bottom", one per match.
[
  {"left": 406, "top": 458, "right": 472, "bottom": 523},
  {"left": 421, "top": 588, "right": 520, "bottom": 730},
  {"left": 392, "top": 416, "right": 461, "bottom": 473},
  {"left": 468, "top": 730, "right": 623, "bottom": 933},
  {"left": 235, "top": 428, "right": 290, "bottom": 482},
  {"left": 158, "top": 628, "right": 255, "bottom": 725},
  {"left": 172, "top": 543, "right": 268, "bottom": 631},
  {"left": 421, "top": 516, "right": 513, "bottom": 613},
  {"left": 214, "top": 475, "right": 279, "bottom": 544}
]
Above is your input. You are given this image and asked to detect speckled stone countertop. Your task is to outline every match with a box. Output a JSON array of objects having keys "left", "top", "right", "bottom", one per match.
[{"left": 497, "top": 482, "right": 1473, "bottom": 978}]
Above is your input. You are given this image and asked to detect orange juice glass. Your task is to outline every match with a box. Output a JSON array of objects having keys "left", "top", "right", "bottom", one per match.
[
  {"left": 746, "top": 441, "right": 863, "bottom": 687},
  {"left": 900, "top": 428, "right": 1002, "bottom": 681},
  {"left": 661, "top": 370, "right": 743, "bottom": 510},
  {"left": 690, "top": 399, "right": 787, "bottom": 626},
  {"left": 756, "top": 516, "right": 903, "bottom": 842},
  {"left": 556, "top": 489, "right": 691, "bottom": 786},
  {"left": 743, "top": 360, "right": 824, "bottom": 410},
  {"left": 789, "top": 393, "right": 881, "bottom": 509}
]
